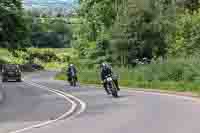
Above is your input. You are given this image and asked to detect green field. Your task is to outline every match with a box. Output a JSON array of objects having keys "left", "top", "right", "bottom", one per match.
[
  {"left": 0, "top": 48, "right": 78, "bottom": 70},
  {"left": 56, "top": 70, "right": 200, "bottom": 95},
  {"left": 0, "top": 49, "right": 10, "bottom": 60},
  {"left": 55, "top": 57, "right": 200, "bottom": 95},
  {"left": 2, "top": 48, "right": 200, "bottom": 95}
]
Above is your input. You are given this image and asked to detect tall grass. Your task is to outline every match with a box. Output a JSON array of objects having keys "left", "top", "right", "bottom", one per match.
[
  {"left": 55, "top": 57, "right": 200, "bottom": 94},
  {"left": 0, "top": 48, "right": 77, "bottom": 70},
  {"left": 42, "top": 62, "right": 68, "bottom": 70}
]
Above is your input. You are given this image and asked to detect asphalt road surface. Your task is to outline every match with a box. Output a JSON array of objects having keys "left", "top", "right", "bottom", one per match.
[{"left": 1, "top": 71, "right": 200, "bottom": 133}]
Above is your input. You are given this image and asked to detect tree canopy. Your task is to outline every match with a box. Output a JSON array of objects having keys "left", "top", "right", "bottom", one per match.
[{"left": 0, "top": 0, "right": 30, "bottom": 48}]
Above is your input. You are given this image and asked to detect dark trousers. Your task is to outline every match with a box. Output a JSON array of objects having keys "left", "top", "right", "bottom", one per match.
[{"left": 68, "top": 75, "right": 78, "bottom": 82}]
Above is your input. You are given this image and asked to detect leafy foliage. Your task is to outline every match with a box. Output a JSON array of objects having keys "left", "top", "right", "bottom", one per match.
[
  {"left": 169, "top": 10, "right": 200, "bottom": 56},
  {"left": 75, "top": 0, "right": 176, "bottom": 66},
  {"left": 29, "top": 16, "right": 73, "bottom": 48},
  {"left": 56, "top": 56, "right": 200, "bottom": 93},
  {"left": 0, "top": 0, "right": 30, "bottom": 48}
]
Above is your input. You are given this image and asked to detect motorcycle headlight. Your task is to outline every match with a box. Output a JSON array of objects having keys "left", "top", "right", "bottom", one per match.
[{"left": 107, "top": 77, "right": 112, "bottom": 82}]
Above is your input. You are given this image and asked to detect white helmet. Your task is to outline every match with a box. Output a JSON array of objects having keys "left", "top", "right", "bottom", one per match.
[{"left": 101, "top": 62, "right": 108, "bottom": 69}]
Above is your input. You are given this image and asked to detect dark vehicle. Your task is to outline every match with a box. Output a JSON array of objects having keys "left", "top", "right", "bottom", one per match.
[
  {"left": 2, "top": 64, "right": 22, "bottom": 82},
  {"left": 105, "top": 75, "right": 119, "bottom": 98}
]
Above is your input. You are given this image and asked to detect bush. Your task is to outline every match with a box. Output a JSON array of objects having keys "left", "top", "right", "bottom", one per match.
[
  {"left": 56, "top": 57, "right": 200, "bottom": 93},
  {"left": 169, "top": 10, "right": 200, "bottom": 56},
  {"left": 43, "top": 62, "right": 68, "bottom": 70},
  {"left": 125, "top": 57, "right": 200, "bottom": 82},
  {"left": 28, "top": 49, "right": 59, "bottom": 63},
  {"left": 57, "top": 53, "right": 71, "bottom": 62}
]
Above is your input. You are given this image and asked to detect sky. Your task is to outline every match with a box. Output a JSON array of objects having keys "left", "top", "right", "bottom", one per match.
[
  {"left": 23, "top": 0, "right": 78, "bottom": 9},
  {"left": 23, "top": 0, "right": 76, "bottom": 3}
]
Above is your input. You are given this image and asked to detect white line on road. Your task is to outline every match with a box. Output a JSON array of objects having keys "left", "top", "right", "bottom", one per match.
[
  {"left": 27, "top": 81, "right": 87, "bottom": 118},
  {"left": 126, "top": 90, "right": 200, "bottom": 103},
  {"left": 0, "top": 89, "right": 3, "bottom": 103},
  {"left": 8, "top": 80, "right": 86, "bottom": 133}
]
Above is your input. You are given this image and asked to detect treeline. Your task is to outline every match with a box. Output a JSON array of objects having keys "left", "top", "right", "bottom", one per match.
[
  {"left": 0, "top": 0, "right": 73, "bottom": 48},
  {"left": 26, "top": 11, "right": 73, "bottom": 48},
  {"left": 1, "top": 0, "right": 200, "bottom": 57},
  {"left": 74, "top": 0, "right": 200, "bottom": 66},
  {"left": 0, "top": 0, "right": 28, "bottom": 48},
  {"left": 26, "top": 7, "right": 76, "bottom": 18}
]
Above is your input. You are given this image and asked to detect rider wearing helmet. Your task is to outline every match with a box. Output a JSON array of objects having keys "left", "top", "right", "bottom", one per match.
[
  {"left": 100, "top": 63, "right": 120, "bottom": 95},
  {"left": 67, "top": 64, "right": 77, "bottom": 83}
]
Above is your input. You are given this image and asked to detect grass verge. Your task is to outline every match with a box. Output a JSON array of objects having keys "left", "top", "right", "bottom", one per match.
[{"left": 55, "top": 60, "right": 200, "bottom": 96}]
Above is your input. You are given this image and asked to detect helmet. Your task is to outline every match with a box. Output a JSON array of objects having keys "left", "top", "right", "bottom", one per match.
[
  {"left": 100, "top": 63, "right": 107, "bottom": 69},
  {"left": 69, "top": 64, "right": 74, "bottom": 67}
]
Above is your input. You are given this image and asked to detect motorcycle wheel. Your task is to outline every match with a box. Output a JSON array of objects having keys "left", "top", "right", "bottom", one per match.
[
  {"left": 70, "top": 81, "right": 73, "bottom": 86},
  {"left": 110, "top": 82, "right": 118, "bottom": 98},
  {"left": 72, "top": 77, "right": 76, "bottom": 87},
  {"left": 112, "top": 89, "right": 118, "bottom": 98}
]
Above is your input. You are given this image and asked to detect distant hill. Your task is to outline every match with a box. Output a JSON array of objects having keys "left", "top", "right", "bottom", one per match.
[
  {"left": 23, "top": 0, "right": 78, "bottom": 15},
  {"left": 23, "top": 0, "right": 75, "bottom": 6}
]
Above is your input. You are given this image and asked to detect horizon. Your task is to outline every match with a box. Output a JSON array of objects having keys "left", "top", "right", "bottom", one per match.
[{"left": 23, "top": 0, "right": 76, "bottom": 3}]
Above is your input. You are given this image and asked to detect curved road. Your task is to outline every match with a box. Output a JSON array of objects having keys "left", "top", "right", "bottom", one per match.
[{"left": 1, "top": 71, "right": 200, "bottom": 133}]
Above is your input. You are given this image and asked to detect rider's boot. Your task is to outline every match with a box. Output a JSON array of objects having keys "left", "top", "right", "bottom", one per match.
[{"left": 114, "top": 80, "right": 120, "bottom": 91}]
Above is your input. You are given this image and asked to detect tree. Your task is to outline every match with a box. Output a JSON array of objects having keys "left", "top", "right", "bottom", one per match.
[
  {"left": 76, "top": 0, "right": 176, "bottom": 66},
  {"left": 169, "top": 10, "right": 200, "bottom": 56},
  {"left": 50, "top": 19, "right": 72, "bottom": 45},
  {"left": 184, "top": 0, "right": 200, "bottom": 13},
  {"left": 0, "top": 0, "right": 30, "bottom": 48},
  {"left": 78, "top": 0, "right": 117, "bottom": 41},
  {"left": 29, "top": 17, "right": 72, "bottom": 48}
]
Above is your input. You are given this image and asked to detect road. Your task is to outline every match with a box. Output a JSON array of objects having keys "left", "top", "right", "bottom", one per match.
[{"left": 1, "top": 71, "right": 200, "bottom": 133}]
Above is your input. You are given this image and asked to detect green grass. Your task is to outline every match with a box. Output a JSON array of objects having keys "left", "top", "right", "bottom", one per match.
[
  {"left": 55, "top": 71, "right": 200, "bottom": 95},
  {"left": 55, "top": 57, "right": 200, "bottom": 95},
  {"left": 0, "top": 48, "right": 9, "bottom": 56},
  {"left": 28, "top": 48, "right": 76, "bottom": 53},
  {"left": 0, "top": 48, "right": 78, "bottom": 70},
  {"left": 0, "top": 48, "right": 10, "bottom": 62},
  {"left": 42, "top": 62, "right": 68, "bottom": 70}
]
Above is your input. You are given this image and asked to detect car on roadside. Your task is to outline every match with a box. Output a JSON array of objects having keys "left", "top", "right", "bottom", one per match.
[{"left": 1, "top": 64, "right": 22, "bottom": 82}]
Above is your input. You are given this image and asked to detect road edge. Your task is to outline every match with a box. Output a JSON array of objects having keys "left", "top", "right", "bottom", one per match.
[
  {"left": 0, "top": 84, "right": 4, "bottom": 104},
  {"left": 9, "top": 81, "right": 78, "bottom": 133},
  {"left": 0, "top": 89, "right": 3, "bottom": 103},
  {"left": 53, "top": 70, "right": 200, "bottom": 98},
  {"left": 79, "top": 83, "right": 200, "bottom": 99}
]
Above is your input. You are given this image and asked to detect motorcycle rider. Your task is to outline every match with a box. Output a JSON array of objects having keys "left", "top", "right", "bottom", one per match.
[
  {"left": 67, "top": 64, "right": 78, "bottom": 84},
  {"left": 100, "top": 63, "right": 120, "bottom": 95}
]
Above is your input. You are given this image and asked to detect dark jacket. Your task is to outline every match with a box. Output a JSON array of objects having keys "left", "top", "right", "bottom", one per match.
[
  {"left": 101, "top": 67, "right": 112, "bottom": 80},
  {"left": 67, "top": 66, "right": 77, "bottom": 77}
]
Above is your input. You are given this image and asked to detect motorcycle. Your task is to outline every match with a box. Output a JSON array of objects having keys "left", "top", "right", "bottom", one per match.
[
  {"left": 70, "top": 76, "right": 77, "bottom": 87},
  {"left": 105, "top": 75, "right": 119, "bottom": 98}
]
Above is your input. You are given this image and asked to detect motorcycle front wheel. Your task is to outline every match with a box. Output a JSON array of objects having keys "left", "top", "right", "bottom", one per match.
[{"left": 110, "top": 82, "right": 118, "bottom": 98}]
